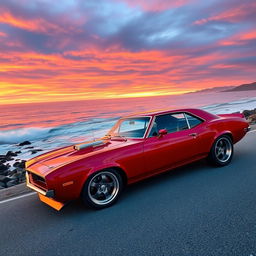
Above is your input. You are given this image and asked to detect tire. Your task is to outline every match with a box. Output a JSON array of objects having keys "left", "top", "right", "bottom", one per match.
[
  {"left": 208, "top": 135, "right": 233, "bottom": 166},
  {"left": 81, "top": 169, "right": 123, "bottom": 209}
]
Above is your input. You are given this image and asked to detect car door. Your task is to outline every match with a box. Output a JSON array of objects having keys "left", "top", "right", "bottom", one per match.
[
  {"left": 143, "top": 112, "right": 202, "bottom": 174},
  {"left": 184, "top": 112, "right": 214, "bottom": 156}
]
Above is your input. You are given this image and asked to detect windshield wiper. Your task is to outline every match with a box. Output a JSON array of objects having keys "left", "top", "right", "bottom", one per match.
[
  {"left": 102, "top": 134, "right": 112, "bottom": 140},
  {"left": 103, "top": 134, "right": 127, "bottom": 141},
  {"left": 110, "top": 134, "right": 127, "bottom": 141}
]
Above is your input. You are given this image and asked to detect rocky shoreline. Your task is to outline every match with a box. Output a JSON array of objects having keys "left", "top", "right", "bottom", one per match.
[
  {"left": 0, "top": 141, "right": 43, "bottom": 189},
  {"left": 0, "top": 109, "right": 255, "bottom": 191},
  {"left": 242, "top": 109, "right": 256, "bottom": 124}
]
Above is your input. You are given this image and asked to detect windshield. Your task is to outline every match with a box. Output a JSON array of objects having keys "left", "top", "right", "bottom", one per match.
[{"left": 107, "top": 117, "right": 150, "bottom": 138}]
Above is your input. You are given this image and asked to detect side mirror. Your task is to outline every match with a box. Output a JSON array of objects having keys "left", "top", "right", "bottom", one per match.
[{"left": 158, "top": 129, "right": 168, "bottom": 137}]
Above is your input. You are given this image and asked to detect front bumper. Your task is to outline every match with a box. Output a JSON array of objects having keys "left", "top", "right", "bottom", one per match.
[
  {"left": 37, "top": 193, "right": 64, "bottom": 211},
  {"left": 26, "top": 172, "right": 64, "bottom": 211}
]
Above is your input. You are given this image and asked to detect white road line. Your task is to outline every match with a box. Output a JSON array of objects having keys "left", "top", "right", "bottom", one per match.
[
  {"left": 0, "top": 192, "right": 36, "bottom": 205},
  {"left": 248, "top": 129, "right": 256, "bottom": 133}
]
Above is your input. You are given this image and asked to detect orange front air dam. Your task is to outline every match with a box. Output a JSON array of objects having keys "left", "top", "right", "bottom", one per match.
[{"left": 38, "top": 193, "right": 64, "bottom": 211}]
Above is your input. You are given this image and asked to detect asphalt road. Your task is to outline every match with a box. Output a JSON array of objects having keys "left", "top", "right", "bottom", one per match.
[{"left": 1, "top": 131, "right": 256, "bottom": 256}]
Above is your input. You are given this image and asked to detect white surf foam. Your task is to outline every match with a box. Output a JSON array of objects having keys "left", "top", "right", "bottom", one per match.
[{"left": 0, "top": 127, "right": 52, "bottom": 144}]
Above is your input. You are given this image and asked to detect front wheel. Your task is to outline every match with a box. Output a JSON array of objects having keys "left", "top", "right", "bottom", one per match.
[
  {"left": 208, "top": 135, "right": 233, "bottom": 166},
  {"left": 81, "top": 169, "right": 123, "bottom": 209}
]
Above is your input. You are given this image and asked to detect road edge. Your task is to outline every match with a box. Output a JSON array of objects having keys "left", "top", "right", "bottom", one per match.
[{"left": 0, "top": 183, "right": 31, "bottom": 202}]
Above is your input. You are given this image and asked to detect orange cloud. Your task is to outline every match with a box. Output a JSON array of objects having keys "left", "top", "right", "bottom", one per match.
[
  {"left": 0, "top": 48, "right": 189, "bottom": 104},
  {"left": 0, "top": 44, "right": 252, "bottom": 105},
  {"left": 0, "top": 10, "right": 78, "bottom": 35},
  {"left": 114, "top": 0, "right": 193, "bottom": 11},
  {"left": 194, "top": 2, "right": 256, "bottom": 25},
  {"left": 240, "top": 31, "right": 256, "bottom": 41},
  {"left": 219, "top": 29, "right": 256, "bottom": 46},
  {"left": 0, "top": 31, "right": 7, "bottom": 37}
]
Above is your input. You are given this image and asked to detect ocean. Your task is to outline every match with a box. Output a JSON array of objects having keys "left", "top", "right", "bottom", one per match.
[{"left": 0, "top": 90, "right": 256, "bottom": 160}]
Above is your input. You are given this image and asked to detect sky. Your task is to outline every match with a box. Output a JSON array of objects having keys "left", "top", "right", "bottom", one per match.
[{"left": 0, "top": 0, "right": 255, "bottom": 104}]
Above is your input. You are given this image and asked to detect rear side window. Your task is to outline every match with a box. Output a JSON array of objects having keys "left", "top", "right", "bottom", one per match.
[
  {"left": 185, "top": 113, "right": 203, "bottom": 128},
  {"left": 172, "top": 113, "right": 189, "bottom": 131}
]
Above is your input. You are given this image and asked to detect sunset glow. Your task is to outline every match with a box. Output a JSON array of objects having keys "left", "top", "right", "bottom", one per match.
[{"left": 0, "top": 0, "right": 255, "bottom": 104}]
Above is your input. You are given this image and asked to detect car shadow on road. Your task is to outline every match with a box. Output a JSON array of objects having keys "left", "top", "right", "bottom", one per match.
[
  {"left": 121, "top": 159, "right": 215, "bottom": 200},
  {"left": 58, "top": 158, "right": 215, "bottom": 215}
]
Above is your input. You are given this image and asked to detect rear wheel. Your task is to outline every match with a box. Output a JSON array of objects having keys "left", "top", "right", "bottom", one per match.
[
  {"left": 208, "top": 135, "right": 233, "bottom": 166},
  {"left": 81, "top": 169, "right": 123, "bottom": 209}
]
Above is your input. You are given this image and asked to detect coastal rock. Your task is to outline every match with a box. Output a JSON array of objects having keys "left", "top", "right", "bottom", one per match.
[
  {"left": 242, "top": 109, "right": 256, "bottom": 124},
  {"left": 0, "top": 165, "right": 9, "bottom": 176},
  {"left": 6, "top": 180, "right": 18, "bottom": 188},
  {"left": 6, "top": 151, "right": 18, "bottom": 157},
  {"left": 18, "top": 141, "right": 31, "bottom": 146},
  {"left": 20, "top": 176, "right": 26, "bottom": 183},
  {"left": 0, "top": 163, "right": 8, "bottom": 172},
  {"left": 13, "top": 160, "right": 26, "bottom": 169},
  {"left": 0, "top": 175, "right": 10, "bottom": 183},
  {"left": 5, "top": 163, "right": 11, "bottom": 169},
  {"left": 0, "top": 149, "right": 28, "bottom": 190},
  {"left": 7, "top": 169, "right": 17, "bottom": 176},
  {"left": 25, "top": 146, "right": 34, "bottom": 149},
  {"left": 248, "top": 114, "right": 256, "bottom": 124},
  {"left": 0, "top": 170, "right": 8, "bottom": 176},
  {"left": 9, "top": 173, "right": 20, "bottom": 181},
  {"left": 243, "top": 109, "right": 256, "bottom": 118},
  {"left": 14, "top": 168, "right": 25, "bottom": 175},
  {"left": 31, "top": 149, "right": 43, "bottom": 155},
  {"left": 0, "top": 155, "right": 12, "bottom": 162},
  {"left": 1, "top": 153, "right": 14, "bottom": 161}
]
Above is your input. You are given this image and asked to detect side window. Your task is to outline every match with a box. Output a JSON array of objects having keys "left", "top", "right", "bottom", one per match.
[
  {"left": 185, "top": 113, "right": 203, "bottom": 128},
  {"left": 149, "top": 113, "right": 189, "bottom": 137}
]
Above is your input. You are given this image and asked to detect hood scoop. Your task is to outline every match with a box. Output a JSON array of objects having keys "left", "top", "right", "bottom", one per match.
[{"left": 74, "top": 140, "right": 106, "bottom": 151}]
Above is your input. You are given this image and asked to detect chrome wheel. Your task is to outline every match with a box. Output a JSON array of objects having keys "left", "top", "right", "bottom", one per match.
[
  {"left": 88, "top": 171, "right": 120, "bottom": 206},
  {"left": 214, "top": 137, "right": 232, "bottom": 163}
]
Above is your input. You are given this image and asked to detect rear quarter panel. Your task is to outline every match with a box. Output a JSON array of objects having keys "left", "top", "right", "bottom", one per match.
[{"left": 207, "top": 117, "right": 248, "bottom": 146}]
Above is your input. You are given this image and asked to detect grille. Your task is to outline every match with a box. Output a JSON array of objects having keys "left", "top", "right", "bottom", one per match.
[{"left": 28, "top": 171, "right": 47, "bottom": 190}]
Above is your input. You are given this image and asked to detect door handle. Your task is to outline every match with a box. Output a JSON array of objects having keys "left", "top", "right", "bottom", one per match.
[{"left": 189, "top": 133, "right": 198, "bottom": 137}]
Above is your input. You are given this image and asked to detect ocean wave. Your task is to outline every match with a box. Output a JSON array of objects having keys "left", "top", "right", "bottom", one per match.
[
  {"left": 202, "top": 97, "right": 256, "bottom": 114},
  {"left": 0, "top": 117, "right": 117, "bottom": 145},
  {"left": 203, "top": 97, "right": 256, "bottom": 109},
  {"left": 0, "top": 127, "right": 53, "bottom": 144}
]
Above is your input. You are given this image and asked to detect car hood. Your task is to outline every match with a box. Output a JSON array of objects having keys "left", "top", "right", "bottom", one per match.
[{"left": 26, "top": 138, "right": 138, "bottom": 176}]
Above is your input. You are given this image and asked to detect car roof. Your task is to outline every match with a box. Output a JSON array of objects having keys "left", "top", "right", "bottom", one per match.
[
  {"left": 123, "top": 108, "right": 218, "bottom": 121},
  {"left": 125, "top": 108, "right": 199, "bottom": 117}
]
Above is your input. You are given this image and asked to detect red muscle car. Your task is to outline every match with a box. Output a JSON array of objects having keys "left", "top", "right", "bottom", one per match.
[{"left": 26, "top": 108, "right": 250, "bottom": 210}]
